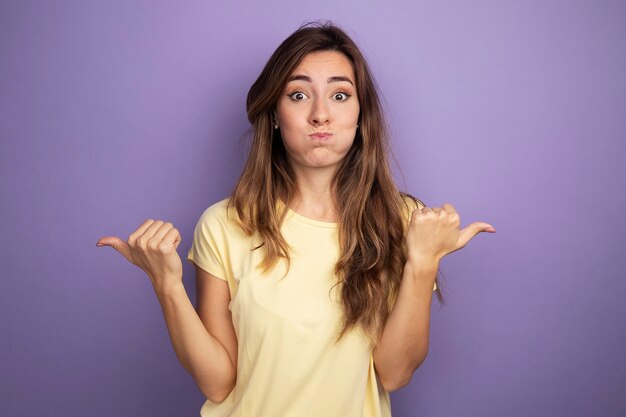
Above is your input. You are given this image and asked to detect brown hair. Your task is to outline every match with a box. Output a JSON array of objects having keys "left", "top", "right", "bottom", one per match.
[{"left": 230, "top": 22, "right": 441, "bottom": 342}]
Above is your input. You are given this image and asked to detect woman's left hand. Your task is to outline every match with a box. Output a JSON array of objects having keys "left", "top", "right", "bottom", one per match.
[{"left": 406, "top": 203, "right": 495, "bottom": 267}]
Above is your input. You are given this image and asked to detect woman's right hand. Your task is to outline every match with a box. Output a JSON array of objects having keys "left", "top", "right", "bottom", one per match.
[
  {"left": 98, "top": 222, "right": 237, "bottom": 401},
  {"left": 96, "top": 220, "right": 183, "bottom": 293}
]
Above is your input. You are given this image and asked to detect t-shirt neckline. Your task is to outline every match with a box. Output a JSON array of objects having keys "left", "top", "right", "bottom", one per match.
[{"left": 285, "top": 207, "right": 339, "bottom": 229}]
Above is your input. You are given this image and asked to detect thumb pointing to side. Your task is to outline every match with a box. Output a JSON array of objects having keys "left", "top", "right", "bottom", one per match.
[
  {"left": 457, "top": 222, "right": 496, "bottom": 249},
  {"left": 96, "top": 236, "right": 133, "bottom": 263}
]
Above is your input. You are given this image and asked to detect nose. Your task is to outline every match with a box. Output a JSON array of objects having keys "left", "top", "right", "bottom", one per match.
[{"left": 309, "top": 97, "right": 330, "bottom": 126}]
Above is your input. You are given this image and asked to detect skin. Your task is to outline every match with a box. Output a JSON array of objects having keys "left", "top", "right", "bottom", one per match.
[
  {"left": 96, "top": 50, "right": 495, "bottom": 400},
  {"left": 373, "top": 204, "right": 495, "bottom": 390},
  {"left": 97, "top": 220, "right": 236, "bottom": 402},
  {"left": 275, "top": 51, "right": 360, "bottom": 220}
]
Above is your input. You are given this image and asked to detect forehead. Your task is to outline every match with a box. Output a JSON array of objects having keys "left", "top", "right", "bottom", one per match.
[{"left": 290, "top": 50, "right": 355, "bottom": 79}]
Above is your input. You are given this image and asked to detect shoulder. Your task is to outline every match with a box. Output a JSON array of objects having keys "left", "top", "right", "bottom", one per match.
[
  {"left": 196, "top": 198, "right": 239, "bottom": 227},
  {"left": 192, "top": 197, "right": 250, "bottom": 240},
  {"left": 190, "top": 197, "right": 255, "bottom": 257}
]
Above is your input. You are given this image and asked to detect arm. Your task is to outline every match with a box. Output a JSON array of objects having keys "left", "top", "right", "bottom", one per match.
[
  {"left": 156, "top": 267, "right": 237, "bottom": 402},
  {"left": 373, "top": 204, "right": 495, "bottom": 392},
  {"left": 372, "top": 259, "right": 437, "bottom": 392},
  {"left": 97, "top": 220, "right": 237, "bottom": 402}
]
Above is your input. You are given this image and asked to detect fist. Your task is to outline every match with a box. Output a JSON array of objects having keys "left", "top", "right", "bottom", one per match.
[
  {"left": 97, "top": 220, "right": 183, "bottom": 290},
  {"left": 406, "top": 203, "right": 495, "bottom": 265}
]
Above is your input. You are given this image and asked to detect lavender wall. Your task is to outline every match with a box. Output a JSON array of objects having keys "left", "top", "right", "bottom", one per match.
[{"left": 1, "top": 1, "right": 624, "bottom": 416}]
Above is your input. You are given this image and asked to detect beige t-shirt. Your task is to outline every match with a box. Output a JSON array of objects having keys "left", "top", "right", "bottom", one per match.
[{"left": 187, "top": 199, "right": 392, "bottom": 417}]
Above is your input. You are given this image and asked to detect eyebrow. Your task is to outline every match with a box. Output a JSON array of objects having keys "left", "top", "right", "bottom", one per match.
[{"left": 287, "top": 74, "right": 354, "bottom": 86}]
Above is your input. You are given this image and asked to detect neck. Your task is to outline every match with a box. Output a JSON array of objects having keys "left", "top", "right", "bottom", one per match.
[{"left": 290, "top": 165, "right": 338, "bottom": 222}]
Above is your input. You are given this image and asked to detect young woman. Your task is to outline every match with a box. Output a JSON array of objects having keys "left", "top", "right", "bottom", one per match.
[{"left": 97, "top": 22, "right": 494, "bottom": 417}]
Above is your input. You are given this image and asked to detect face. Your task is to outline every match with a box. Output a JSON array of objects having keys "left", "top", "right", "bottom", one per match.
[{"left": 276, "top": 50, "right": 360, "bottom": 175}]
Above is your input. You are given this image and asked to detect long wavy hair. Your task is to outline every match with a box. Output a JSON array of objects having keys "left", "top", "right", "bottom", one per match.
[{"left": 230, "top": 22, "right": 441, "bottom": 342}]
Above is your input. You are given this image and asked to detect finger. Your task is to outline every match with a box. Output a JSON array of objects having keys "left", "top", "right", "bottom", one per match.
[
  {"left": 96, "top": 236, "right": 133, "bottom": 261},
  {"left": 432, "top": 207, "right": 444, "bottom": 215},
  {"left": 421, "top": 207, "right": 432, "bottom": 213},
  {"left": 159, "top": 227, "right": 181, "bottom": 253},
  {"left": 442, "top": 203, "right": 456, "bottom": 215},
  {"left": 135, "top": 220, "right": 165, "bottom": 248},
  {"left": 148, "top": 222, "right": 174, "bottom": 250},
  {"left": 128, "top": 219, "right": 156, "bottom": 246},
  {"left": 457, "top": 222, "right": 496, "bottom": 248}
]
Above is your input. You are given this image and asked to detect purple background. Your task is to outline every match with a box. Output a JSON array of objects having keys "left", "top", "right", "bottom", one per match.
[{"left": 1, "top": 1, "right": 625, "bottom": 416}]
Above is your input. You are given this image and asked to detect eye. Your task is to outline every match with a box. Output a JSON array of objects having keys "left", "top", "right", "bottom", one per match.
[
  {"left": 333, "top": 92, "right": 350, "bottom": 101},
  {"left": 288, "top": 92, "right": 307, "bottom": 101}
]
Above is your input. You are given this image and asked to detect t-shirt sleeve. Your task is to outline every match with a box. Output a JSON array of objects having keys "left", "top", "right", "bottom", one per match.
[{"left": 187, "top": 202, "right": 229, "bottom": 281}]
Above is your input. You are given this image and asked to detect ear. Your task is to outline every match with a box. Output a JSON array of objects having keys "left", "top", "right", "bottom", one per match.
[{"left": 272, "top": 111, "right": 279, "bottom": 129}]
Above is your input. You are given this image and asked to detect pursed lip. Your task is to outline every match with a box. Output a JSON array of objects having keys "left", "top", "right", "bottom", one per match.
[{"left": 309, "top": 132, "right": 333, "bottom": 139}]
